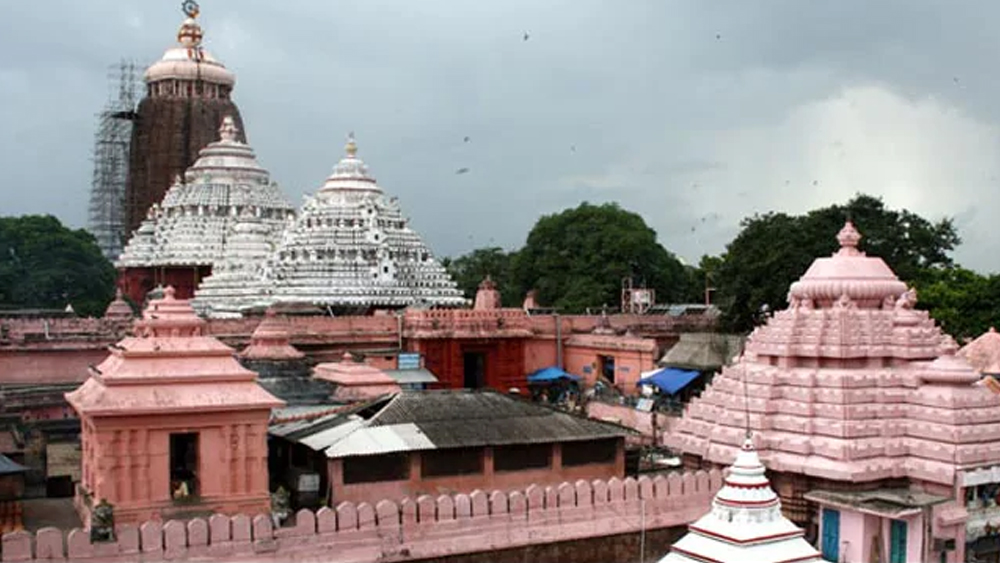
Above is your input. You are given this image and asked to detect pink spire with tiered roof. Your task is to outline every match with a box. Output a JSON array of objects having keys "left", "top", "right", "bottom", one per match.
[{"left": 67, "top": 286, "right": 283, "bottom": 415}]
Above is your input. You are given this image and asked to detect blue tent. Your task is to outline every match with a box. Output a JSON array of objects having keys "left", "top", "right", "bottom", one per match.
[
  {"left": 636, "top": 368, "right": 701, "bottom": 395},
  {"left": 527, "top": 366, "right": 582, "bottom": 383}
]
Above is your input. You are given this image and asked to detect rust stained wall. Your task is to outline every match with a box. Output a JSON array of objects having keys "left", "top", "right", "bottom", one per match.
[
  {"left": 118, "top": 265, "right": 212, "bottom": 305},
  {"left": 124, "top": 96, "right": 246, "bottom": 236},
  {"left": 417, "top": 339, "right": 526, "bottom": 390}
]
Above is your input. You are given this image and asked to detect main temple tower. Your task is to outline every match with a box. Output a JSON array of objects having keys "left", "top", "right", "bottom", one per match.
[{"left": 124, "top": 1, "right": 246, "bottom": 237}]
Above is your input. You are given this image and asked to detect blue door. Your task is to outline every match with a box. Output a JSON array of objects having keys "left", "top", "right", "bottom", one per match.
[
  {"left": 889, "top": 519, "right": 908, "bottom": 563},
  {"left": 822, "top": 508, "right": 840, "bottom": 561}
]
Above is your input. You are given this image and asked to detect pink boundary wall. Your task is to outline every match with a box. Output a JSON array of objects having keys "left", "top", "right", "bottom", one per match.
[{"left": 0, "top": 472, "right": 721, "bottom": 562}]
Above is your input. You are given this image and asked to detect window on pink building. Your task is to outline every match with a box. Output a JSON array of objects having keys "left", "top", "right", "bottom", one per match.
[
  {"left": 562, "top": 439, "right": 617, "bottom": 466},
  {"left": 421, "top": 448, "right": 483, "bottom": 477},
  {"left": 170, "top": 432, "right": 199, "bottom": 499},
  {"left": 494, "top": 444, "right": 552, "bottom": 472},
  {"left": 343, "top": 453, "right": 410, "bottom": 484}
]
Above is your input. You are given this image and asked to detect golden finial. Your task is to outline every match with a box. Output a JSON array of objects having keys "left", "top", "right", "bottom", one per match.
[{"left": 345, "top": 132, "right": 358, "bottom": 157}]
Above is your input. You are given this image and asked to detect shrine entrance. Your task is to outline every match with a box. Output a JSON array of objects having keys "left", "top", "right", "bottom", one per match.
[
  {"left": 463, "top": 352, "right": 486, "bottom": 389},
  {"left": 170, "top": 432, "right": 199, "bottom": 499}
]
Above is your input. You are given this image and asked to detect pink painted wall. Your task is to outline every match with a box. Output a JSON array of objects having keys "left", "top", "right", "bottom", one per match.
[
  {"left": 564, "top": 346, "right": 656, "bottom": 391},
  {"left": 819, "top": 507, "right": 926, "bottom": 563},
  {"left": 78, "top": 411, "right": 272, "bottom": 526},
  {"left": 0, "top": 471, "right": 722, "bottom": 563},
  {"left": 524, "top": 338, "right": 558, "bottom": 375},
  {"left": 0, "top": 349, "right": 107, "bottom": 385},
  {"left": 329, "top": 444, "right": 625, "bottom": 505}
]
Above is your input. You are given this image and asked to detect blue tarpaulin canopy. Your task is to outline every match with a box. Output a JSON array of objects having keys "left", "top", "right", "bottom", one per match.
[
  {"left": 636, "top": 368, "right": 700, "bottom": 395},
  {"left": 527, "top": 366, "right": 583, "bottom": 383}
]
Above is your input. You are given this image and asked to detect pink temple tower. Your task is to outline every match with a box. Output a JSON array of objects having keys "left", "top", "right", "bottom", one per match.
[
  {"left": 66, "top": 287, "right": 284, "bottom": 526},
  {"left": 667, "top": 221, "right": 1000, "bottom": 563}
]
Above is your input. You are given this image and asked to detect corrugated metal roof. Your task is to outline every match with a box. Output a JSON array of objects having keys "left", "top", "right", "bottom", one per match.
[
  {"left": 324, "top": 423, "right": 436, "bottom": 458},
  {"left": 300, "top": 418, "right": 365, "bottom": 451},
  {"left": 270, "top": 390, "right": 632, "bottom": 460},
  {"left": 383, "top": 369, "right": 439, "bottom": 385}
]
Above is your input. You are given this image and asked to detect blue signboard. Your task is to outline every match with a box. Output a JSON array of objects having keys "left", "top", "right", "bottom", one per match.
[
  {"left": 582, "top": 366, "right": 593, "bottom": 374},
  {"left": 397, "top": 353, "right": 421, "bottom": 370}
]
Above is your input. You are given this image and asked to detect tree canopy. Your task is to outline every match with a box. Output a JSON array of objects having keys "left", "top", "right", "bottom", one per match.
[
  {"left": 712, "top": 194, "right": 961, "bottom": 332},
  {"left": 911, "top": 267, "right": 1000, "bottom": 342},
  {"left": 442, "top": 247, "right": 521, "bottom": 307},
  {"left": 0, "top": 215, "right": 116, "bottom": 317},
  {"left": 510, "top": 202, "right": 692, "bottom": 312}
]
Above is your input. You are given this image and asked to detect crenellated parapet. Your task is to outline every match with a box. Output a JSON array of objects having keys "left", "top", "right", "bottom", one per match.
[{"left": 0, "top": 471, "right": 722, "bottom": 562}]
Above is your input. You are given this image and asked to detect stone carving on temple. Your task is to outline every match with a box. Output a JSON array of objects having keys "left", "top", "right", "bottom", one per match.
[
  {"left": 256, "top": 133, "right": 467, "bottom": 312},
  {"left": 119, "top": 115, "right": 295, "bottom": 305}
]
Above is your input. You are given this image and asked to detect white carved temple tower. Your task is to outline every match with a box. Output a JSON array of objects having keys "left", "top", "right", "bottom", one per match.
[
  {"left": 255, "top": 133, "right": 466, "bottom": 313},
  {"left": 659, "top": 434, "right": 823, "bottom": 563},
  {"left": 117, "top": 116, "right": 295, "bottom": 304}
]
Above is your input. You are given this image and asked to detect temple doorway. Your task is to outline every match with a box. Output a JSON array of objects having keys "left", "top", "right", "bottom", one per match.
[
  {"left": 463, "top": 352, "right": 486, "bottom": 389},
  {"left": 170, "top": 432, "right": 199, "bottom": 499},
  {"left": 599, "top": 355, "right": 616, "bottom": 384}
]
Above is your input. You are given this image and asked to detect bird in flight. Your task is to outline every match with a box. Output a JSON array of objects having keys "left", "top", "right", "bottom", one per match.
[
  {"left": 463, "top": 136, "right": 471, "bottom": 143},
  {"left": 456, "top": 168, "right": 470, "bottom": 175},
  {"left": 523, "top": 32, "right": 530, "bottom": 41}
]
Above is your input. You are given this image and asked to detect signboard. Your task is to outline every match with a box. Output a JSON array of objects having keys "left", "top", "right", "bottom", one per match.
[
  {"left": 583, "top": 366, "right": 593, "bottom": 374},
  {"left": 397, "top": 353, "right": 421, "bottom": 370},
  {"left": 636, "top": 398, "right": 655, "bottom": 412},
  {"left": 961, "top": 465, "right": 1000, "bottom": 487}
]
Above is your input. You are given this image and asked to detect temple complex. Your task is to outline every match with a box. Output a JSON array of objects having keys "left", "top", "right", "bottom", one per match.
[
  {"left": 252, "top": 134, "right": 467, "bottom": 313},
  {"left": 124, "top": 2, "right": 248, "bottom": 238},
  {"left": 666, "top": 221, "right": 1000, "bottom": 563},
  {"left": 65, "top": 287, "right": 283, "bottom": 525},
  {"left": 117, "top": 116, "right": 295, "bottom": 304},
  {"left": 658, "top": 434, "right": 822, "bottom": 563}
]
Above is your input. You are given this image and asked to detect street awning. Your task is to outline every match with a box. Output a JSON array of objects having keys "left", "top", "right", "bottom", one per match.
[
  {"left": 0, "top": 453, "right": 28, "bottom": 476},
  {"left": 527, "top": 366, "right": 582, "bottom": 383},
  {"left": 636, "top": 368, "right": 700, "bottom": 395}
]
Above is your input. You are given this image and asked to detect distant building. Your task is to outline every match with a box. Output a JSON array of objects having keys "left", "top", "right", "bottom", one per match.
[{"left": 269, "top": 390, "right": 631, "bottom": 506}]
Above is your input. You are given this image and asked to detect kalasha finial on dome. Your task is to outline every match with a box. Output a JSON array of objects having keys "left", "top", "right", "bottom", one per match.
[
  {"left": 836, "top": 220, "right": 862, "bottom": 255},
  {"left": 177, "top": 1, "right": 204, "bottom": 48},
  {"left": 219, "top": 116, "right": 239, "bottom": 142},
  {"left": 345, "top": 132, "right": 358, "bottom": 157}
]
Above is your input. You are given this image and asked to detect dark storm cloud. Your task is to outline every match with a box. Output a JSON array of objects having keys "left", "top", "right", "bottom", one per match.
[{"left": 2, "top": 1, "right": 1000, "bottom": 273}]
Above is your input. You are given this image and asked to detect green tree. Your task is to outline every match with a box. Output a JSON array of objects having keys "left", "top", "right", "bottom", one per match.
[
  {"left": 444, "top": 247, "right": 521, "bottom": 307},
  {"left": 912, "top": 267, "right": 1000, "bottom": 342},
  {"left": 511, "top": 202, "right": 691, "bottom": 312},
  {"left": 715, "top": 195, "right": 960, "bottom": 332},
  {"left": 0, "top": 215, "right": 116, "bottom": 317}
]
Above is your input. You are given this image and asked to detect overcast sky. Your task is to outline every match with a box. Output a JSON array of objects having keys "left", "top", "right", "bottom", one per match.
[{"left": 3, "top": 1, "right": 1000, "bottom": 273}]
